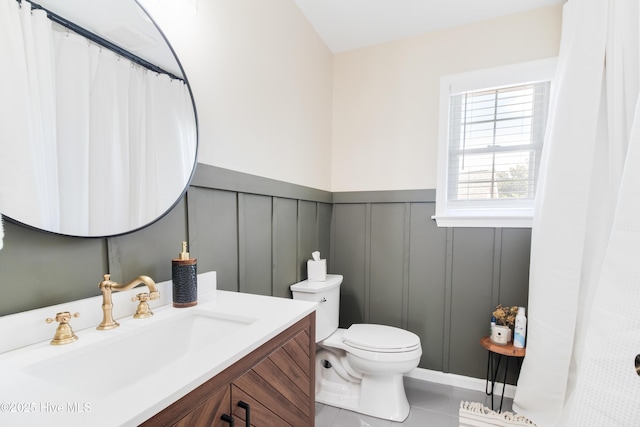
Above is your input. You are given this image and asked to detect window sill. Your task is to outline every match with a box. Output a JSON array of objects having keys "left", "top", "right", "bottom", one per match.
[{"left": 431, "top": 214, "right": 533, "bottom": 228}]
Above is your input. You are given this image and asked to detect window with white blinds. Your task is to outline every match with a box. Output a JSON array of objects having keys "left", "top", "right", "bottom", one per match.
[
  {"left": 448, "top": 82, "right": 550, "bottom": 201},
  {"left": 435, "top": 58, "right": 556, "bottom": 228}
]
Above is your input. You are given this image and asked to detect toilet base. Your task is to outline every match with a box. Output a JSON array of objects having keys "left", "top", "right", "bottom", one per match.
[{"left": 316, "top": 354, "right": 411, "bottom": 422}]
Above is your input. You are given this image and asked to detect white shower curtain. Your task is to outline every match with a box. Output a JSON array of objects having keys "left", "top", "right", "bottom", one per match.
[
  {"left": 0, "top": 1, "right": 59, "bottom": 230},
  {"left": 513, "top": 0, "right": 640, "bottom": 425},
  {"left": 0, "top": 0, "right": 196, "bottom": 236}
]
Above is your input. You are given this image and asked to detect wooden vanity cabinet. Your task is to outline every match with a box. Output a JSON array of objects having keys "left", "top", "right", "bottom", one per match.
[{"left": 140, "top": 313, "right": 315, "bottom": 427}]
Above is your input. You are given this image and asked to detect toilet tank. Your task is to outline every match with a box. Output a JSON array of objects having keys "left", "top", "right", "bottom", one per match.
[{"left": 290, "top": 274, "right": 343, "bottom": 342}]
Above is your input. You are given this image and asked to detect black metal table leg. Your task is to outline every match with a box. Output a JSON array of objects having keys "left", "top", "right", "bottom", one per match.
[
  {"left": 485, "top": 349, "right": 510, "bottom": 413},
  {"left": 485, "top": 350, "right": 503, "bottom": 411},
  {"left": 499, "top": 355, "right": 509, "bottom": 412}
]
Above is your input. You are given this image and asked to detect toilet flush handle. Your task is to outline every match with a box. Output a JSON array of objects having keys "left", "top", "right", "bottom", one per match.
[{"left": 320, "top": 297, "right": 327, "bottom": 303}]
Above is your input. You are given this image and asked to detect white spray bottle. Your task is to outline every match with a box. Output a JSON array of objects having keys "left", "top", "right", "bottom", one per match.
[{"left": 514, "top": 307, "right": 527, "bottom": 348}]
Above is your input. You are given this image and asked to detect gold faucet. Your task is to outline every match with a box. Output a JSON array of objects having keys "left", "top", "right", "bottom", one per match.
[
  {"left": 97, "top": 274, "right": 159, "bottom": 330},
  {"left": 46, "top": 311, "right": 80, "bottom": 345}
]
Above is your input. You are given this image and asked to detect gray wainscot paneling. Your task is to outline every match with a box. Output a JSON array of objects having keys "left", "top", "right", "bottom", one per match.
[
  {"left": 0, "top": 164, "right": 530, "bottom": 384},
  {"left": 188, "top": 164, "right": 334, "bottom": 295},
  {"left": 0, "top": 197, "right": 188, "bottom": 317},
  {"left": 0, "top": 221, "right": 107, "bottom": 315},
  {"left": 408, "top": 203, "right": 448, "bottom": 371},
  {"left": 332, "top": 190, "right": 531, "bottom": 382},
  {"left": 0, "top": 164, "right": 332, "bottom": 316},
  {"left": 187, "top": 187, "right": 239, "bottom": 291}
]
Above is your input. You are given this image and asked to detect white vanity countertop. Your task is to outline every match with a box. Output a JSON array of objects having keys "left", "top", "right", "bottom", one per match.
[{"left": 0, "top": 273, "right": 316, "bottom": 427}]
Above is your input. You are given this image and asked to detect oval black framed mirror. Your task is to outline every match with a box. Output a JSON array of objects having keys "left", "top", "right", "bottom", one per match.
[{"left": 0, "top": 0, "right": 198, "bottom": 237}]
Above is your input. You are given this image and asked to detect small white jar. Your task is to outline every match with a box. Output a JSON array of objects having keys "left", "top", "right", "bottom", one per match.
[{"left": 490, "top": 325, "right": 512, "bottom": 345}]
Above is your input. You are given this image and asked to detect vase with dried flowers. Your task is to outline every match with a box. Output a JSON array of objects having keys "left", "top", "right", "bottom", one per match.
[{"left": 490, "top": 304, "right": 519, "bottom": 345}]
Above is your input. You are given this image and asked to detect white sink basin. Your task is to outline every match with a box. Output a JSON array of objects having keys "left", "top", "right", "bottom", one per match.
[{"left": 24, "top": 310, "right": 256, "bottom": 398}]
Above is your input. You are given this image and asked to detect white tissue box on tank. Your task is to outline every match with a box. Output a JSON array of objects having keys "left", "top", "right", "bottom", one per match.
[{"left": 307, "top": 259, "right": 327, "bottom": 282}]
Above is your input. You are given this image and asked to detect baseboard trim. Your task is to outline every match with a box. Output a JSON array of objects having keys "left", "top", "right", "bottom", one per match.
[{"left": 404, "top": 367, "right": 517, "bottom": 399}]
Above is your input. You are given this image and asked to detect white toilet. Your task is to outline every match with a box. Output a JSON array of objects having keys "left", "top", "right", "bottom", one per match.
[{"left": 290, "top": 274, "right": 422, "bottom": 422}]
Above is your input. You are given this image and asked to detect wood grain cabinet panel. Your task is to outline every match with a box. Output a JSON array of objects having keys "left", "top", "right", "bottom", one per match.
[
  {"left": 172, "top": 387, "right": 230, "bottom": 427},
  {"left": 231, "top": 327, "right": 311, "bottom": 426},
  {"left": 141, "top": 313, "right": 315, "bottom": 427}
]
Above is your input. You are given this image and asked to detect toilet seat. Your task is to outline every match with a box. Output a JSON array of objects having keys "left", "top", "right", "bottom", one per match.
[
  {"left": 343, "top": 324, "right": 420, "bottom": 353},
  {"left": 320, "top": 326, "right": 422, "bottom": 369}
]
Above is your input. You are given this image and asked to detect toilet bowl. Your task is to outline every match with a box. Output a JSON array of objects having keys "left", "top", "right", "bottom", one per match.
[{"left": 290, "top": 275, "right": 422, "bottom": 422}]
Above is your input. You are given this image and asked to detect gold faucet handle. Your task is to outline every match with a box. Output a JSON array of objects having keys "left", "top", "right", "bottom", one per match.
[
  {"left": 45, "top": 312, "right": 80, "bottom": 345},
  {"left": 131, "top": 293, "right": 150, "bottom": 303},
  {"left": 45, "top": 311, "right": 80, "bottom": 324},
  {"left": 132, "top": 293, "right": 154, "bottom": 319}
]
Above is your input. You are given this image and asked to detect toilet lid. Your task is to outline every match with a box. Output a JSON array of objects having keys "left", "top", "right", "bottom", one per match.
[{"left": 343, "top": 324, "right": 420, "bottom": 353}]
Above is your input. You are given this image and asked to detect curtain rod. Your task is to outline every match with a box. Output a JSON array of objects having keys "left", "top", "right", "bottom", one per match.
[{"left": 18, "top": 0, "right": 184, "bottom": 82}]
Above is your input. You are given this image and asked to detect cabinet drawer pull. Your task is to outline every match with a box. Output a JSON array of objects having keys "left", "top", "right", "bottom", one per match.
[
  {"left": 238, "top": 401, "right": 250, "bottom": 427},
  {"left": 220, "top": 413, "right": 234, "bottom": 426}
]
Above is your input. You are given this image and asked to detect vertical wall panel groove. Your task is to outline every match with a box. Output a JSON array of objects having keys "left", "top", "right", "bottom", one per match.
[
  {"left": 442, "top": 227, "right": 454, "bottom": 373},
  {"left": 492, "top": 229, "right": 503, "bottom": 310},
  {"left": 297, "top": 201, "right": 318, "bottom": 282},
  {"left": 272, "top": 198, "right": 298, "bottom": 298},
  {"left": 317, "top": 203, "right": 332, "bottom": 274},
  {"left": 402, "top": 202, "right": 411, "bottom": 330},
  {"left": 271, "top": 197, "right": 276, "bottom": 296},
  {"left": 364, "top": 204, "right": 372, "bottom": 323},
  {"left": 237, "top": 194, "right": 247, "bottom": 293},
  {"left": 235, "top": 192, "right": 241, "bottom": 291}
]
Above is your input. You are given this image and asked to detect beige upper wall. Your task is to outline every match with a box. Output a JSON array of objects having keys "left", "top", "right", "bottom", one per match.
[
  {"left": 148, "top": 0, "right": 334, "bottom": 191},
  {"left": 149, "top": 2, "right": 562, "bottom": 193},
  {"left": 331, "top": 5, "right": 563, "bottom": 192}
]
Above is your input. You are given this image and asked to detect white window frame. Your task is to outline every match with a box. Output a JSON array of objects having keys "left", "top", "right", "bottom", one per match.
[{"left": 434, "top": 58, "right": 557, "bottom": 228}]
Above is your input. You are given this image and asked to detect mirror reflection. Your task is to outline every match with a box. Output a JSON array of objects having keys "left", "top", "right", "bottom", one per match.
[{"left": 0, "top": 0, "right": 198, "bottom": 237}]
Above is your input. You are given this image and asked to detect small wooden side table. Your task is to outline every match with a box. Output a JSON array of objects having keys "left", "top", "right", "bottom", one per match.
[{"left": 480, "top": 336, "right": 526, "bottom": 413}]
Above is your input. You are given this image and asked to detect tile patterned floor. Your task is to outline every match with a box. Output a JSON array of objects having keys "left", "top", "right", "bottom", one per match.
[{"left": 315, "top": 377, "right": 514, "bottom": 426}]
